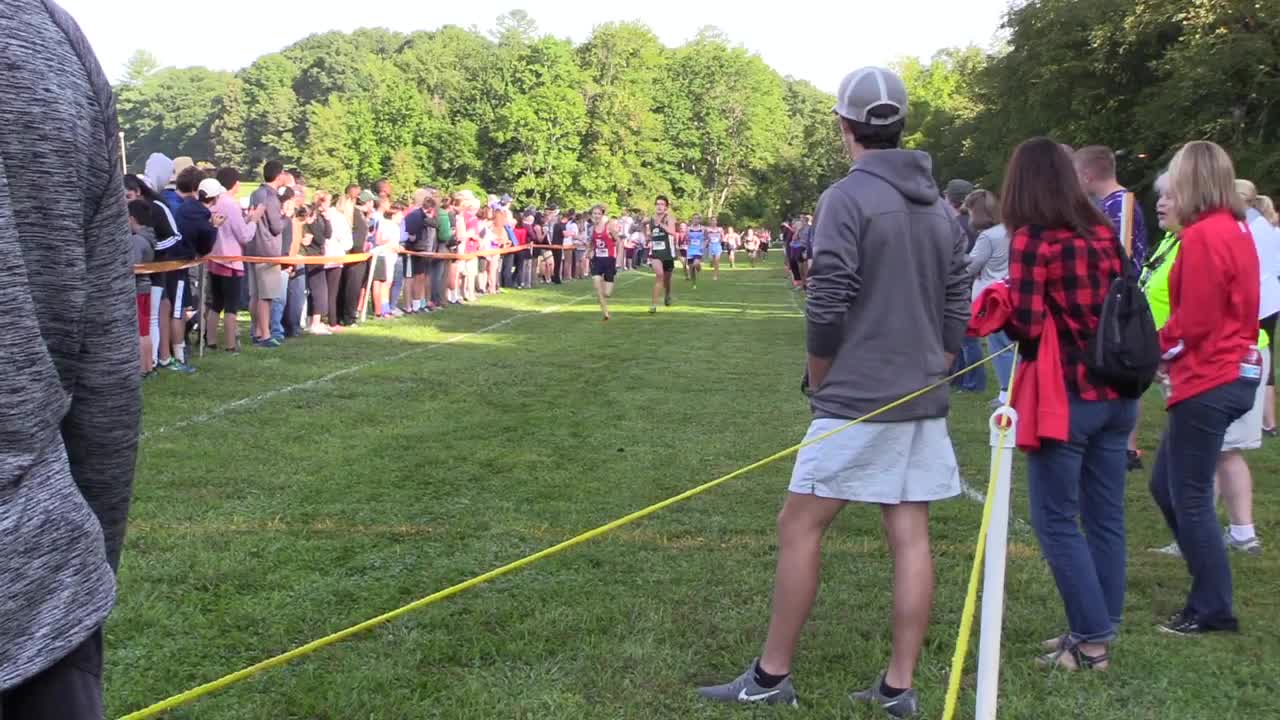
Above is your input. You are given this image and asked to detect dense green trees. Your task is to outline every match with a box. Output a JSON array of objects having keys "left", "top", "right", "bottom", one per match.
[
  {"left": 899, "top": 0, "right": 1280, "bottom": 195},
  {"left": 116, "top": 16, "right": 835, "bottom": 226},
  {"left": 117, "top": 2, "right": 1280, "bottom": 225}
]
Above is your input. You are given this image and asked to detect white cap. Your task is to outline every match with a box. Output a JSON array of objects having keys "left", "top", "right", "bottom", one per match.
[
  {"left": 197, "top": 178, "right": 226, "bottom": 200},
  {"left": 832, "top": 66, "right": 909, "bottom": 125}
]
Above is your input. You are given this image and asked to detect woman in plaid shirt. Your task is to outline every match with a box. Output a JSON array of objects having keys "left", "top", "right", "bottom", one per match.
[{"left": 999, "top": 137, "right": 1136, "bottom": 672}]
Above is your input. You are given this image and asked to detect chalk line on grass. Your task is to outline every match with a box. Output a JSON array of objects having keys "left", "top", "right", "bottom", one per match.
[{"left": 142, "top": 276, "right": 645, "bottom": 441}]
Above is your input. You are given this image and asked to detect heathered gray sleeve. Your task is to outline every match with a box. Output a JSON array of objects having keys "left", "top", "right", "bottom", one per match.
[
  {"left": 44, "top": 0, "right": 140, "bottom": 573},
  {"left": 0, "top": 0, "right": 138, "bottom": 688},
  {"left": 806, "top": 186, "right": 863, "bottom": 358},
  {"left": 943, "top": 211, "right": 972, "bottom": 355}
]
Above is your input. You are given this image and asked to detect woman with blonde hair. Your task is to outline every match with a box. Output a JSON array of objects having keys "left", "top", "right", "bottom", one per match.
[
  {"left": 458, "top": 195, "right": 482, "bottom": 302},
  {"left": 1237, "top": 179, "right": 1280, "bottom": 436},
  {"left": 963, "top": 189, "right": 1014, "bottom": 406},
  {"left": 1150, "top": 141, "right": 1260, "bottom": 636}
]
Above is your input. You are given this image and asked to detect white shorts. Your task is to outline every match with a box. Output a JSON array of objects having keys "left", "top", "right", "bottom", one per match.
[
  {"left": 789, "top": 418, "right": 961, "bottom": 504},
  {"left": 1224, "top": 350, "right": 1269, "bottom": 451}
]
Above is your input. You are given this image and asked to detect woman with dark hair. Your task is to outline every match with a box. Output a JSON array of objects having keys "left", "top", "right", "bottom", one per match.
[
  {"left": 999, "top": 137, "right": 1136, "bottom": 671},
  {"left": 301, "top": 192, "right": 334, "bottom": 335},
  {"left": 126, "top": 175, "right": 183, "bottom": 364},
  {"left": 964, "top": 189, "right": 1013, "bottom": 406}
]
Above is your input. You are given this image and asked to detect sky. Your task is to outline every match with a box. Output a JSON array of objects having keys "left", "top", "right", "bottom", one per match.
[{"left": 59, "top": 0, "right": 1011, "bottom": 94}]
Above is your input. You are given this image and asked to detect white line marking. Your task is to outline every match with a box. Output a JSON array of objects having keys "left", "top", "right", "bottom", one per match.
[
  {"left": 142, "top": 277, "right": 645, "bottom": 441},
  {"left": 959, "top": 475, "right": 1031, "bottom": 532}
]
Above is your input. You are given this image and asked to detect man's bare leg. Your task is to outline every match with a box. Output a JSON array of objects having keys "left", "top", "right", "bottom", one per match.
[
  {"left": 881, "top": 502, "right": 933, "bottom": 689},
  {"left": 758, "top": 493, "right": 846, "bottom": 675}
]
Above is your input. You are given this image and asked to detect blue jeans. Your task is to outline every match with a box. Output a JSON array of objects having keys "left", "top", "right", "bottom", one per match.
[
  {"left": 1150, "top": 378, "right": 1257, "bottom": 627},
  {"left": 1027, "top": 394, "right": 1138, "bottom": 643},
  {"left": 429, "top": 258, "right": 446, "bottom": 306},
  {"left": 282, "top": 271, "right": 306, "bottom": 337},
  {"left": 269, "top": 297, "right": 284, "bottom": 342},
  {"left": 951, "top": 336, "right": 988, "bottom": 392},
  {"left": 390, "top": 255, "right": 406, "bottom": 309},
  {"left": 987, "top": 331, "right": 1015, "bottom": 391}
]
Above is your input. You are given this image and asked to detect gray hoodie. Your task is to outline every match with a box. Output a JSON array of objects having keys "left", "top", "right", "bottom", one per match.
[
  {"left": 1, "top": 0, "right": 140, "bottom": 691},
  {"left": 131, "top": 226, "right": 156, "bottom": 294},
  {"left": 249, "top": 182, "right": 284, "bottom": 258},
  {"left": 806, "top": 149, "right": 971, "bottom": 422}
]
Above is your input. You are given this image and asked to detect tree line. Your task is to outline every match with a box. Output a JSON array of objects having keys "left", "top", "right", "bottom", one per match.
[
  {"left": 117, "top": 11, "right": 848, "bottom": 227},
  {"left": 117, "top": 1, "right": 1279, "bottom": 227},
  {"left": 898, "top": 0, "right": 1280, "bottom": 198}
]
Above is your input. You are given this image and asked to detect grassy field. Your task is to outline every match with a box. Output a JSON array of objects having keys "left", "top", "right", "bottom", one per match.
[{"left": 110, "top": 261, "right": 1280, "bottom": 719}]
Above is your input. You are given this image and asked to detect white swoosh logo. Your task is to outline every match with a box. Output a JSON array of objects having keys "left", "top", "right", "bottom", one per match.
[{"left": 738, "top": 688, "right": 780, "bottom": 702}]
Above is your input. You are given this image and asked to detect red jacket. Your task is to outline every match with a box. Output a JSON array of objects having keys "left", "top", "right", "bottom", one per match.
[
  {"left": 1161, "top": 209, "right": 1260, "bottom": 407},
  {"left": 970, "top": 283, "right": 1069, "bottom": 451}
]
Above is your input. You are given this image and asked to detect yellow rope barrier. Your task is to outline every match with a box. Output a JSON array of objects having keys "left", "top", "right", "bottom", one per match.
[{"left": 119, "top": 346, "right": 1017, "bottom": 720}]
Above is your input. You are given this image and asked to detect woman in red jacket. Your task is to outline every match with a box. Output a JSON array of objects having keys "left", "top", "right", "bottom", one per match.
[
  {"left": 1000, "top": 138, "right": 1135, "bottom": 671},
  {"left": 1150, "top": 141, "right": 1261, "bottom": 636}
]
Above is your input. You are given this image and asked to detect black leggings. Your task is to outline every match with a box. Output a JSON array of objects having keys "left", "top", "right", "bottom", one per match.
[
  {"left": 339, "top": 260, "right": 367, "bottom": 325},
  {"left": 306, "top": 266, "right": 343, "bottom": 324},
  {"left": 1263, "top": 312, "right": 1278, "bottom": 387}
]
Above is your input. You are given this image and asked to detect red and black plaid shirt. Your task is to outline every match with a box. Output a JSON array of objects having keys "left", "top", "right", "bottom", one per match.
[{"left": 1006, "top": 224, "right": 1123, "bottom": 401}]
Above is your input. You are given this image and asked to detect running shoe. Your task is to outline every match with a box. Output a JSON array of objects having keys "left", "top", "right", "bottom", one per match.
[
  {"left": 649, "top": 305, "right": 657, "bottom": 314},
  {"left": 160, "top": 359, "right": 196, "bottom": 374},
  {"left": 850, "top": 673, "right": 921, "bottom": 718},
  {"left": 1160, "top": 610, "right": 1238, "bottom": 636},
  {"left": 695, "top": 660, "right": 798, "bottom": 707},
  {"left": 1150, "top": 541, "right": 1182, "bottom": 557},
  {"left": 1224, "top": 528, "right": 1263, "bottom": 555}
]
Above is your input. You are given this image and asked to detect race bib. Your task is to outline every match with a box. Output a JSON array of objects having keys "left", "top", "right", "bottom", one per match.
[
  {"left": 652, "top": 241, "right": 666, "bottom": 251},
  {"left": 1241, "top": 347, "right": 1263, "bottom": 380},
  {"left": 595, "top": 242, "right": 609, "bottom": 257}
]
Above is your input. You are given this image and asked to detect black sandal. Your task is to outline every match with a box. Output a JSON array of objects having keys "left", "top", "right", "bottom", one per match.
[{"left": 1037, "top": 643, "right": 1109, "bottom": 671}]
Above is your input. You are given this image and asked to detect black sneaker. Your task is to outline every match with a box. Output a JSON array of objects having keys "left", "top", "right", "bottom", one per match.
[
  {"left": 1160, "top": 611, "right": 1238, "bottom": 636},
  {"left": 1127, "top": 450, "right": 1144, "bottom": 472}
]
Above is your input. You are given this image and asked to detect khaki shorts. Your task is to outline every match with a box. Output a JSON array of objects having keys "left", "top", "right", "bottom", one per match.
[
  {"left": 1224, "top": 350, "right": 1269, "bottom": 451},
  {"left": 789, "top": 418, "right": 961, "bottom": 504},
  {"left": 252, "top": 263, "right": 285, "bottom": 301}
]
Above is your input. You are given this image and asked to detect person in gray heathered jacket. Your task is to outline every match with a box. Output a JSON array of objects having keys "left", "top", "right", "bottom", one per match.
[
  {"left": 698, "top": 67, "right": 970, "bottom": 718},
  {"left": 0, "top": 1, "right": 141, "bottom": 718}
]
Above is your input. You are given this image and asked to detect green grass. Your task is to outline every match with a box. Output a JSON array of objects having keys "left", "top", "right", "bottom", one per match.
[{"left": 110, "top": 262, "right": 1280, "bottom": 719}]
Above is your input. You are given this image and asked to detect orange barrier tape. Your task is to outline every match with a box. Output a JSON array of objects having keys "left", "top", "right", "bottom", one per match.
[
  {"left": 132, "top": 259, "right": 206, "bottom": 275},
  {"left": 135, "top": 244, "right": 586, "bottom": 274},
  {"left": 205, "top": 253, "right": 375, "bottom": 266},
  {"left": 397, "top": 245, "right": 528, "bottom": 261}
]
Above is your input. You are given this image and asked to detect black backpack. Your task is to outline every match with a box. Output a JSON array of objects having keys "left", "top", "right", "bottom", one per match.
[{"left": 1086, "top": 237, "right": 1161, "bottom": 398}]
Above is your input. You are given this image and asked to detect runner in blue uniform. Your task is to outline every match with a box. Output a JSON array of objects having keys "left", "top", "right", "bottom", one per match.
[
  {"left": 686, "top": 215, "right": 706, "bottom": 288},
  {"left": 706, "top": 216, "right": 725, "bottom": 281}
]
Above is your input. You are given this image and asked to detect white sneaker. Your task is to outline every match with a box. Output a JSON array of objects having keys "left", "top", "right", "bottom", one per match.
[
  {"left": 1224, "top": 528, "right": 1263, "bottom": 555},
  {"left": 309, "top": 325, "right": 333, "bottom": 336},
  {"left": 1150, "top": 541, "right": 1182, "bottom": 557}
]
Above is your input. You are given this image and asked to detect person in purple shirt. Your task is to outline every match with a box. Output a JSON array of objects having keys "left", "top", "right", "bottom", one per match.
[
  {"left": 1074, "top": 145, "right": 1148, "bottom": 267},
  {"left": 1075, "top": 145, "right": 1151, "bottom": 471}
]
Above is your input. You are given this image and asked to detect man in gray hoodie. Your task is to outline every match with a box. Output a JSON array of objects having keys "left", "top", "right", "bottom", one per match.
[
  {"left": 698, "top": 67, "right": 970, "bottom": 718},
  {"left": 1, "top": 1, "right": 141, "bottom": 718}
]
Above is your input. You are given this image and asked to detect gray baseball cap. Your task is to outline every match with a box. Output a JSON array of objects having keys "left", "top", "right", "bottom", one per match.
[{"left": 832, "top": 66, "right": 908, "bottom": 125}]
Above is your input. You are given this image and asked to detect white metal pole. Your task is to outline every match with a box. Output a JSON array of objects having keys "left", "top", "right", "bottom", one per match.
[{"left": 975, "top": 405, "right": 1017, "bottom": 719}]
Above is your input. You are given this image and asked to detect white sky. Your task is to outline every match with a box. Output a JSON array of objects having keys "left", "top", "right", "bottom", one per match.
[{"left": 59, "top": 0, "right": 1011, "bottom": 94}]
